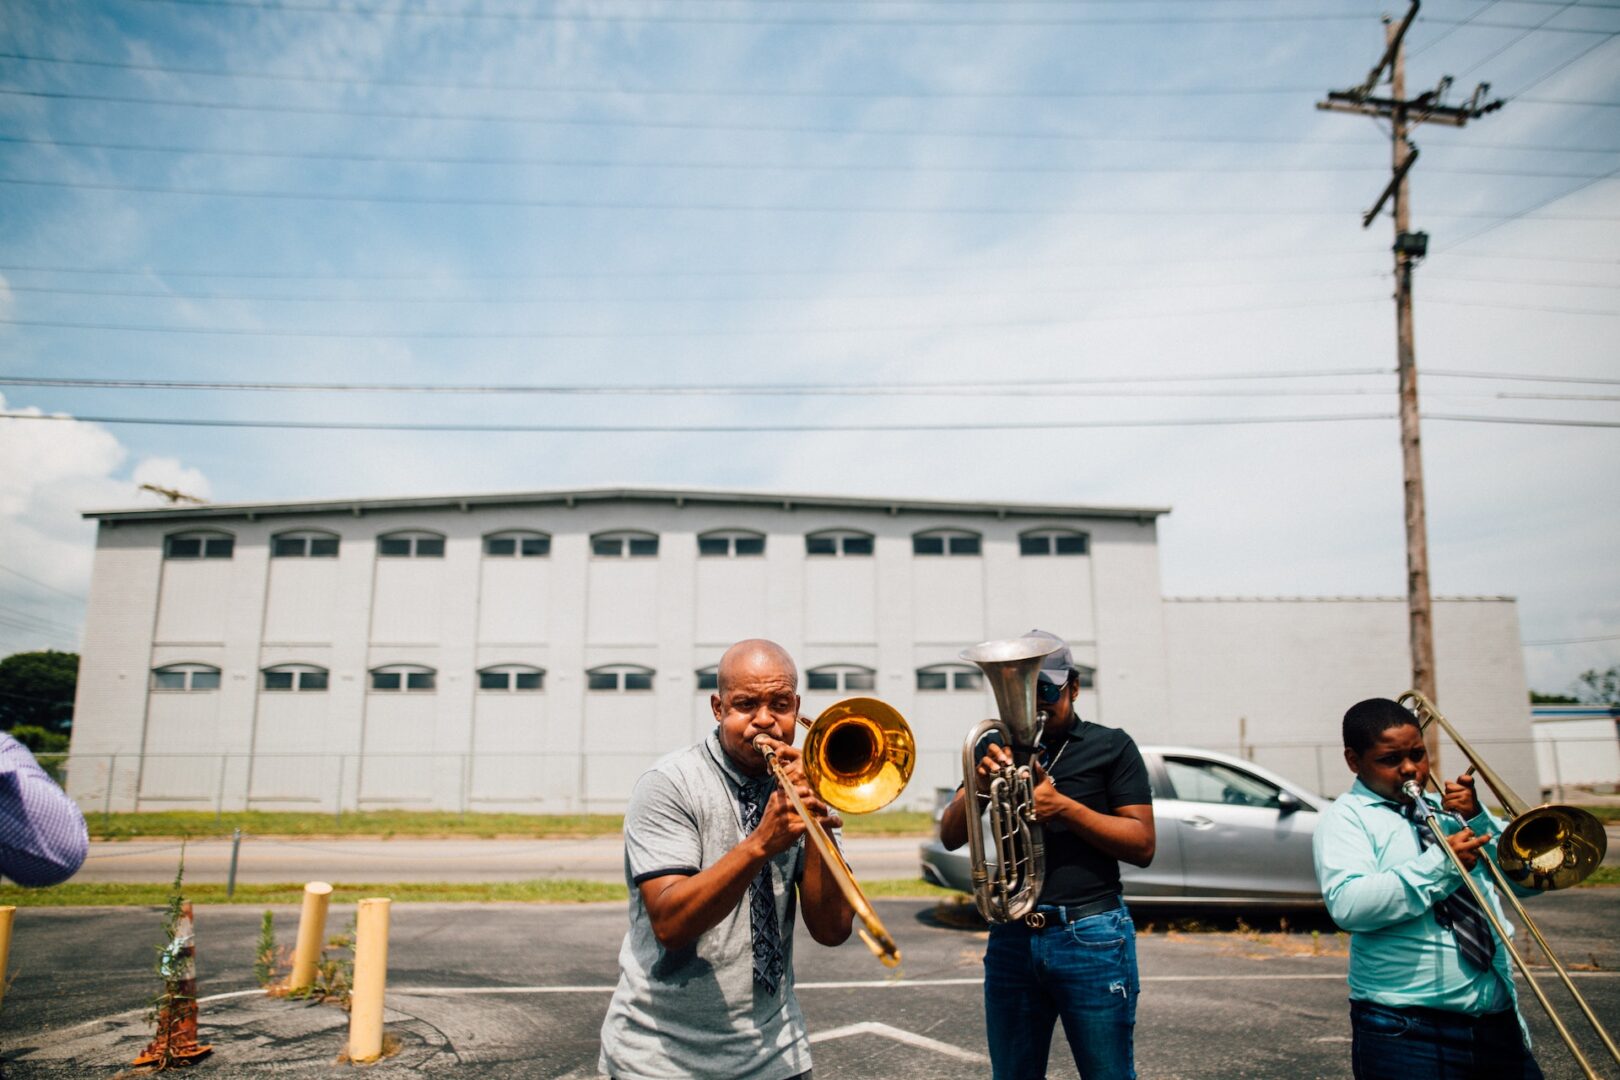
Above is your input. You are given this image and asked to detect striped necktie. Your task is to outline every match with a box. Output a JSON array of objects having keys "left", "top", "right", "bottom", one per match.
[
  {"left": 738, "top": 777, "right": 785, "bottom": 995},
  {"left": 1401, "top": 800, "right": 1497, "bottom": 972}
]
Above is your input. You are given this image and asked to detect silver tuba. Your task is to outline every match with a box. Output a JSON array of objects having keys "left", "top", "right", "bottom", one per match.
[{"left": 957, "top": 634, "right": 1064, "bottom": 923}]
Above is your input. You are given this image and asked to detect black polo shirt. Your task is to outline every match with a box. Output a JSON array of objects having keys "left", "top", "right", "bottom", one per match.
[{"left": 1031, "top": 721, "right": 1153, "bottom": 906}]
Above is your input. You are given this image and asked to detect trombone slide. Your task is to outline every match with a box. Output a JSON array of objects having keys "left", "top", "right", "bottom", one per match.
[{"left": 756, "top": 738, "right": 901, "bottom": 967}]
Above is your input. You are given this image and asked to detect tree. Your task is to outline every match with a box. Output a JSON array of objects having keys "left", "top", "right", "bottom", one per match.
[
  {"left": 1529, "top": 690, "right": 1579, "bottom": 705},
  {"left": 1575, "top": 664, "right": 1620, "bottom": 706},
  {"left": 0, "top": 650, "right": 79, "bottom": 735}
]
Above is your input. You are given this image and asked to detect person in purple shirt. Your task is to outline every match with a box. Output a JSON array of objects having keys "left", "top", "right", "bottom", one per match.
[{"left": 0, "top": 731, "right": 88, "bottom": 886}]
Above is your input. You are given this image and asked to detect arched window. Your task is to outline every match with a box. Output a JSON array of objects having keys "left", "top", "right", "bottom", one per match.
[
  {"left": 262, "top": 664, "right": 330, "bottom": 692},
  {"left": 805, "top": 529, "right": 874, "bottom": 557},
  {"left": 912, "top": 528, "right": 981, "bottom": 557},
  {"left": 697, "top": 529, "right": 766, "bottom": 557},
  {"left": 151, "top": 663, "right": 221, "bottom": 691},
  {"left": 272, "top": 530, "right": 340, "bottom": 558},
  {"left": 479, "top": 664, "right": 546, "bottom": 691},
  {"left": 591, "top": 531, "right": 659, "bottom": 558},
  {"left": 805, "top": 664, "right": 876, "bottom": 693},
  {"left": 587, "top": 664, "right": 655, "bottom": 692},
  {"left": 694, "top": 665, "right": 719, "bottom": 692},
  {"left": 370, "top": 664, "right": 436, "bottom": 692},
  {"left": 164, "top": 531, "right": 234, "bottom": 560},
  {"left": 915, "top": 663, "right": 985, "bottom": 692},
  {"left": 1019, "top": 528, "right": 1089, "bottom": 557},
  {"left": 484, "top": 531, "right": 551, "bottom": 558},
  {"left": 376, "top": 531, "right": 445, "bottom": 558}
]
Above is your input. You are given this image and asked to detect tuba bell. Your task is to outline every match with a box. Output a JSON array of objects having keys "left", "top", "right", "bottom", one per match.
[{"left": 956, "top": 635, "right": 1065, "bottom": 923}]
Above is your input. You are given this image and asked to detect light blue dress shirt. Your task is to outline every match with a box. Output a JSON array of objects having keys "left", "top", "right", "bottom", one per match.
[{"left": 1312, "top": 777, "right": 1530, "bottom": 1018}]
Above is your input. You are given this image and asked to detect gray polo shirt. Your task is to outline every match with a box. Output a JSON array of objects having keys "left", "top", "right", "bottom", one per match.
[{"left": 598, "top": 730, "right": 812, "bottom": 1080}]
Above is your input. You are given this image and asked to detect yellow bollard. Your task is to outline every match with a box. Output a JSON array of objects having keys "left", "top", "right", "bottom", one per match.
[
  {"left": 347, "top": 898, "right": 391, "bottom": 1064},
  {"left": 288, "top": 882, "right": 334, "bottom": 991},
  {"left": 0, "top": 905, "right": 14, "bottom": 1007}
]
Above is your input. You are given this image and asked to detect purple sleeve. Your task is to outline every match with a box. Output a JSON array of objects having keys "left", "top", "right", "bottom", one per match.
[{"left": 0, "top": 733, "right": 90, "bottom": 886}]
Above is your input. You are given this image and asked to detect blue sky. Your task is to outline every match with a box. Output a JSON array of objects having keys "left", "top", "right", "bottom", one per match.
[{"left": 0, "top": 0, "right": 1616, "bottom": 696}]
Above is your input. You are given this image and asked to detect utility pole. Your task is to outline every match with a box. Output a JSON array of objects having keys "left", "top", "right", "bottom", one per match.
[{"left": 1317, "top": 0, "right": 1502, "bottom": 764}]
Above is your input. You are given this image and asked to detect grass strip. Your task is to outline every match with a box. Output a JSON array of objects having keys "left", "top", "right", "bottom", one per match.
[
  {"left": 1581, "top": 865, "right": 1620, "bottom": 886},
  {"left": 0, "top": 877, "right": 954, "bottom": 907},
  {"left": 88, "top": 809, "right": 935, "bottom": 841}
]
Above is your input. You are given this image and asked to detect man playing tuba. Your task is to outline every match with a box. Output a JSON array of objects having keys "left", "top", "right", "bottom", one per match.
[{"left": 939, "top": 630, "right": 1156, "bottom": 1080}]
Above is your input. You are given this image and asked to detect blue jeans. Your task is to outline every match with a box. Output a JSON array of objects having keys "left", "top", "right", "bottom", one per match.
[
  {"left": 983, "top": 905, "right": 1138, "bottom": 1080},
  {"left": 1350, "top": 1000, "right": 1543, "bottom": 1080}
]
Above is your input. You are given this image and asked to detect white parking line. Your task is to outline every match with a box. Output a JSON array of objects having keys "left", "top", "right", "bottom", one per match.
[{"left": 810, "top": 1021, "right": 989, "bottom": 1063}]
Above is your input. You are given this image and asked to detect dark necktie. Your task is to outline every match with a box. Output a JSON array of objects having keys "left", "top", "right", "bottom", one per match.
[
  {"left": 1401, "top": 800, "right": 1497, "bottom": 972},
  {"left": 738, "top": 777, "right": 785, "bottom": 995}
]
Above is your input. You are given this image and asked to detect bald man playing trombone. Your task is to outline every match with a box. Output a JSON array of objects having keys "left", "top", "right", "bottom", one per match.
[{"left": 599, "top": 639, "right": 855, "bottom": 1080}]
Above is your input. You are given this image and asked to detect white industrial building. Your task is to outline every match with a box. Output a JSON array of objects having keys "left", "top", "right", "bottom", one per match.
[{"left": 66, "top": 486, "right": 1538, "bottom": 815}]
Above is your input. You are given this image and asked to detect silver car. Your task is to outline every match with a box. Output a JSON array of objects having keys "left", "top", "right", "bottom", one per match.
[{"left": 919, "top": 745, "right": 1327, "bottom": 907}]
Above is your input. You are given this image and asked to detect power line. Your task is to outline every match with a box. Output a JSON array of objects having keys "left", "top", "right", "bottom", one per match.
[
  {"left": 3, "top": 133, "right": 1610, "bottom": 181},
  {"left": 0, "top": 247, "right": 1604, "bottom": 284},
  {"left": 0, "top": 297, "right": 1395, "bottom": 339},
  {"left": 0, "top": 271, "right": 1393, "bottom": 306},
  {"left": 0, "top": 250, "right": 1387, "bottom": 281},
  {"left": 1432, "top": 165, "right": 1620, "bottom": 253},
  {"left": 18, "top": 273, "right": 1612, "bottom": 306},
  {"left": 116, "top": 0, "right": 1620, "bottom": 31},
  {"left": 6, "top": 87, "right": 1617, "bottom": 153},
  {"left": 0, "top": 603, "right": 81, "bottom": 636},
  {"left": 1523, "top": 633, "right": 1620, "bottom": 646},
  {"left": 1425, "top": 368, "right": 1620, "bottom": 384},
  {"left": 6, "top": 48, "right": 1614, "bottom": 108},
  {"left": 21, "top": 366, "right": 1620, "bottom": 393},
  {"left": 7, "top": 374, "right": 1615, "bottom": 402},
  {"left": 0, "top": 86, "right": 1397, "bottom": 145},
  {"left": 0, "top": 564, "right": 86, "bottom": 601},
  {"left": 9, "top": 174, "right": 1618, "bottom": 219},
  {"left": 3, "top": 409, "right": 1615, "bottom": 432},
  {"left": 1423, "top": 297, "right": 1620, "bottom": 316},
  {"left": 0, "top": 367, "right": 1393, "bottom": 392},
  {"left": 1423, "top": 272, "right": 1620, "bottom": 289},
  {"left": 0, "top": 50, "right": 1328, "bottom": 99},
  {"left": 0, "top": 375, "right": 1408, "bottom": 398}
]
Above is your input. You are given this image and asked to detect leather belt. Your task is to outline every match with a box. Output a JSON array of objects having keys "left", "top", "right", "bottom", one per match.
[{"left": 1021, "top": 894, "right": 1122, "bottom": 929}]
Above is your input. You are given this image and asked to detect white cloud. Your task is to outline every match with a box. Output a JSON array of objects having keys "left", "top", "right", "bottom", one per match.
[{"left": 0, "top": 396, "right": 211, "bottom": 656}]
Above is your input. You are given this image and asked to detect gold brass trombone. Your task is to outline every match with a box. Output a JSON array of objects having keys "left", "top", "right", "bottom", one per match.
[
  {"left": 754, "top": 697, "right": 915, "bottom": 967},
  {"left": 1399, "top": 690, "right": 1617, "bottom": 1079}
]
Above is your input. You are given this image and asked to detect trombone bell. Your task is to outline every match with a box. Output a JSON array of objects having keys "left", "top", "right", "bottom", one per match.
[
  {"left": 802, "top": 697, "right": 915, "bottom": 816},
  {"left": 1499, "top": 804, "right": 1608, "bottom": 891}
]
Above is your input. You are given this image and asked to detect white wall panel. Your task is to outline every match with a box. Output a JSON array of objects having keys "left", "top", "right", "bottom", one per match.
[
  {"left": 1009, "top": 556, "right": 1095, "bottom": 644},
  {"left": 804, "top": 560, "right": 877, "bottom": 644},
  {"left": 694, "top": 559, "right": 769, "bottom": 645},
  {"left": 264, "top": 560, "right": 339, "bottom": 643},
  {"left": 139, "top": 692, "right": 223, "bottom": 803},
  {"left": 478, "top": 560, "right": 551, "bottom": 643},
  {"left": 249, "top": 691, "right": 333, "bottom": 804},
  {"left": 586, "top": 561, "right": 658, "bottom": 644},
  {"left": 358, "top": 695, "right": 437, "bottom": 803},
  {"left": 370, "top": 560, "right": 444, "bottom": 644},
  {"left": 911, "top": 561, "right": 985, "bottom": 645},
  {"left": 470, "top": 692, "right": 550, "bottom": 802},
  {"left": 155, "top": 561, "right": 234, "bottom": 643}
]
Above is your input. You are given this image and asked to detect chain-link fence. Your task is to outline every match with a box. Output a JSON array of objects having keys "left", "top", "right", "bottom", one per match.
[{"left": 58, "top": 735, "right": 1620, "bottom": 821}]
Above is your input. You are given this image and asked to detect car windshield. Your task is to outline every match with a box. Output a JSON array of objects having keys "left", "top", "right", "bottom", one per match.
[{"left": 1163, "top": 758, "right": 1284, "bottom": 809}]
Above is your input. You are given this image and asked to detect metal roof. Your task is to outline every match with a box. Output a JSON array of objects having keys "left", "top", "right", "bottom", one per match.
[{"left": 86, "top": 485, "right": 1170, "bottom": 524}]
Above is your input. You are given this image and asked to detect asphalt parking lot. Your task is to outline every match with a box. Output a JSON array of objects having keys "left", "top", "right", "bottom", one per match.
[{"left": 4, "top": 892, "right": 1617, "bottom": 1079}]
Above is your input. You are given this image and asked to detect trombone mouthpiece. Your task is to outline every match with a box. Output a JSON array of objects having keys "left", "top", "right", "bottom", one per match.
[{"left": 1401, "top": 780, "right": 1424, "bottom": 803}]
